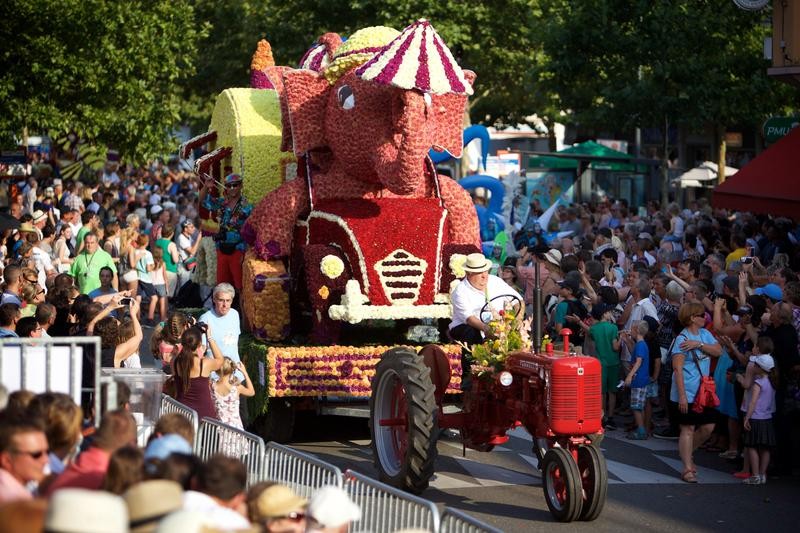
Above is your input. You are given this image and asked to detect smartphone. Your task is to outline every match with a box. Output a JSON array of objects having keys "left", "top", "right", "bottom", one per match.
[
  {"left": 119, "top": 297, "right": 133, "bottom": 306},
  {"left": 742, "top": 257, "right": 753, "bottom": 265}
]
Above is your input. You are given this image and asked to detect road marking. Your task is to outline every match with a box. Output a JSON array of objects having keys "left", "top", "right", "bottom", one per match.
[
  {"left": 605, "top": 459, "right": 685, "bottom": 484},
  {"left": 453, "top": 456, "right": 540, "bottom": 487},
  {"left": 429, "top": 473, "right": 482, "bottom": 490},
  {"left": 602, "top": 432, "right": 679, "bottom": 451}
]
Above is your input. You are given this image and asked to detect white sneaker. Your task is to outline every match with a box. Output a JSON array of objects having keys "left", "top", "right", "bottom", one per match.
[{"left": 742, "top": 475, "right": 763, "bottom": 485}]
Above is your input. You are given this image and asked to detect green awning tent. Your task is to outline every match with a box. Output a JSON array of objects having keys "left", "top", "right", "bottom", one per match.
[{"left": 528, "top": 140, "right": 640, "bottom": 172}]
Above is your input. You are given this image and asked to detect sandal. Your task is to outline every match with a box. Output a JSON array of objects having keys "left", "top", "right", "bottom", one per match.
[
  {"left": 718, "top": 450, "right": 739, "bottom": 460},
  {"left": 681, "top": 469, "right": 698, "bottom": 483}
]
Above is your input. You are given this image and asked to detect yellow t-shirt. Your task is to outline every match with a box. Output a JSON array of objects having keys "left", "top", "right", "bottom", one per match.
[{"left": 726, "top": 247, "right": 747, "bottom": 269}]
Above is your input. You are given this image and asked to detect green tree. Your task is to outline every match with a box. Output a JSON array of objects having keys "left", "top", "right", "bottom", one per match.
[
  {"left": 179, "top": 0, "right": 547, "bottom": 129},
  {"left": 0, "top": 0, "right": 205, "bottom": 162},
  {"left": 535, "top": 0, "right": 799, "bottom": 202}
]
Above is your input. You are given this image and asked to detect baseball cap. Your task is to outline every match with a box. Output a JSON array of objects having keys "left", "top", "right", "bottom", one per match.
[
  {"left": 224, "top": 173, "right": 243, "bottom": 185},
  {"left": 754, "top": 283, "right": 782, "bottom": 302},
  {"left": 143, "top": 434, "right": 192, "bottom": 461},
  {"left": 558, "top": 278, "right": 580, "bottom": 294},
  {"left": 749, "top": 354, "right": 775, "bottom": 372}
]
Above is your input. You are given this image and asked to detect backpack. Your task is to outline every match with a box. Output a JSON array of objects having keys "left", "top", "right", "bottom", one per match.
[{"left": 172, "top": 280, "right": 204, "bottom": 309}]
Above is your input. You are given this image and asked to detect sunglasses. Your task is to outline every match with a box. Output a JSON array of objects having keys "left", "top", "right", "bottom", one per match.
[
  {"left": 12, "top": 448, "right": 49, "bottom": 459},
  {"left": 24, "top": 277, "right": 37, "bottom": 284},
  {"left": 225, "top": 182, "right": 242, "bottom": 189},
  {"left": 269, "top": 512, "right": 305, "bottom": 523}
]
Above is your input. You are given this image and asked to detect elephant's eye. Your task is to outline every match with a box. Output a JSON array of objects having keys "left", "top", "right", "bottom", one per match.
[
  {"left": 337, "top": 85, "right": 355, "bottom": 110},
  {"left": 423, "top": 93, "right": 432, "bottom": 107}
]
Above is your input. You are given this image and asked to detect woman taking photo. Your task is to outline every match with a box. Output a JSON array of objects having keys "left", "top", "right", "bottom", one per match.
[
  {"left": 172, "top": 324, "right": 224, "bottom": 420},
  {"left": 670, "top": 301, "right": 722, "bottom": 483}
]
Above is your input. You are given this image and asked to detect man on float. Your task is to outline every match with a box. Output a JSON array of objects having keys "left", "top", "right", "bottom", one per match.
[
  {"left": 199, "top": 173, "right": 252, "bottom": 294},
  {"left": 449, "top": 253, "right": 524, "bottom": 346}
]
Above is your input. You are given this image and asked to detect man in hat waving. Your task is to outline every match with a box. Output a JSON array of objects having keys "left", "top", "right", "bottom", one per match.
[
  {"left": 199, "top": 173, "right": 252, "bottom": 292},
  {"left": 449, "top": 252, "right": 523, "bottom": 345}
]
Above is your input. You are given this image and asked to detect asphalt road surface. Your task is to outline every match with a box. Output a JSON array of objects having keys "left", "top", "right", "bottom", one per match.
[{"left": 288, "top": 412, "right": 800, "bottom": 532}]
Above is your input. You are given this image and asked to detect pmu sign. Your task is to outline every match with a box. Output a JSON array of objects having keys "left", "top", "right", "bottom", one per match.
[{"left": 763, "top": 117, "right": 799, "bottom": 144}]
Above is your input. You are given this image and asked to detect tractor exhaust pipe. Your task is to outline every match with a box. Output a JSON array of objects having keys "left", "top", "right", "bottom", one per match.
[{"left": 533, "top": 260, "right": 542, "bottom": 352}]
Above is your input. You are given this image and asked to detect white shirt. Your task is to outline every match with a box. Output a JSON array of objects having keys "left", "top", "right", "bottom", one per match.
[
  {"left": 622, "top": 296, "right": 659, "bottom": 362},
  {"left": 31, "top": 246, "right": 54, "bottom": 292},
  {"left": 450, "top": 275, "right": 523, "bottom": 331},
  {"left": 177, "top": 233, "right": 193, "bottom": 261},
  {"left": 182, "top": 491, "right": 250, "bottom": 530}
]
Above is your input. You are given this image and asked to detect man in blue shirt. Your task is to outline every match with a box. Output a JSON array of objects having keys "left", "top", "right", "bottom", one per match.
[{"left": 0, "top": 303, "right": 21, "bottom": 338}]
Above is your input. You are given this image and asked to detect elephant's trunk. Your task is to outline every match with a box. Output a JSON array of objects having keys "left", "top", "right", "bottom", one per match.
[{"left": 374, "top": 90, "right": 430, "bottom": 195}]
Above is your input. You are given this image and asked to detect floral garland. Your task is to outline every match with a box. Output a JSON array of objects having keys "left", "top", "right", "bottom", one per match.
[
  {"left": 267, "top": 344, "right": 462, "bottom": 397},
  {"left": 209, "top": 88, "right": 295, "bottom": 204},
  {"left": 242, "top": 251, "right": 291, "bottom": 342},
  {"left": 462, "top": 305, "right": 532, "bottom": 379}
]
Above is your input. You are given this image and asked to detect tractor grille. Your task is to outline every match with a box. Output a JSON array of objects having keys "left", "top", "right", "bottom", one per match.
[
  {"left": 548, "top": 360, "right": 603, "bottom": 434},
  {"left": 375, "top": 249, "right": 428, "bottom": 305}
]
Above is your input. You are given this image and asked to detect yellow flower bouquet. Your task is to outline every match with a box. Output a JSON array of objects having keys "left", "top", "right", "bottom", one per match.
[{"left": 462, "top": 305, "right": 532, "bottom": 378}]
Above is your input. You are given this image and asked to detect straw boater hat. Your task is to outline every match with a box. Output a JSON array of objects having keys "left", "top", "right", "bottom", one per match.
[
  {"left": 543, "top": 249, "right": 563, "bottom": 269},
  {"left": 124, "top": 480, "right": 184, "bottom": 533},
  {"left": 18, "top": 222, "right": 37, "bottom": 234},
  {"left": 45, "top": 489, "right": 128, "bottom": 533},
  {"left": 256, "top": 484, "right": 308, "bottom": 519},
  {"left": 462, "top": 252, "right": 492, "bottom": 273}
]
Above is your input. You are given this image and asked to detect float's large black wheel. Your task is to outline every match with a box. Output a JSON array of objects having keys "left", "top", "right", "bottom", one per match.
[
  {"left": 577, "top": 444, "right": 608, "bottom": 521},
  {"left": 541, "top": 447, "right": 583, "bottom": 522},
  {"left": 369, "top": 347, "right": 437, "bottom": 494},
  {"left": 251, "top": 398, "right": 295, "bottom": 443}
]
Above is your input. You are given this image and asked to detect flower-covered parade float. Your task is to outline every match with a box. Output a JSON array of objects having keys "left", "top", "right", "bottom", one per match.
[
  {"left": 181, "top": 20, "right": 480, "bottom": 437},
  {"left": 181, "top": 21, "right": 608, "bottom": 522}
]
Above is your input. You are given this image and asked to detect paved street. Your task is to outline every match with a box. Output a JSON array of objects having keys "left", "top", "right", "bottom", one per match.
[{"left": 289, "top": 413, "right": 800, "bottom": 532}]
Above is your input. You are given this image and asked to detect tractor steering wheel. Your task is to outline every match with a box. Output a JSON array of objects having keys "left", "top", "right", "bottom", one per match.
[{"left": 478, "top": 294, "right": 523, "bottom": 324}]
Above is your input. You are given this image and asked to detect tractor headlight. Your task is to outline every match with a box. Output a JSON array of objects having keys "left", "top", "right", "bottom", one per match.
[{"left": 498, "top": 371, "right": 513, "bottom": 387}]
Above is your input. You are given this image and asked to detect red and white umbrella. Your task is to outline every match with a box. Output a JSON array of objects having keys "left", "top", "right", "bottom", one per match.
[{"left": 356, "top": 19, "right": 473, "bottom": 96}]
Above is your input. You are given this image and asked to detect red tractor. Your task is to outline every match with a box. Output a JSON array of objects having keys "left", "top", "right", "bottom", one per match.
[{"left": 369, "top": 325, "right": 608, "bottom": 523}]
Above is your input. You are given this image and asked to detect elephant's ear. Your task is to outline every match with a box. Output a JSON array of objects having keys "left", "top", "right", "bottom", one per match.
[
  {"left": 431, "top": 70, "right": 476, "bottom": 159},
  {"left": 264, "top": 66, "right": 293, "bottom": 153},
  {"left": 283, "top": 69, "right": 330, "bottom": 156}
]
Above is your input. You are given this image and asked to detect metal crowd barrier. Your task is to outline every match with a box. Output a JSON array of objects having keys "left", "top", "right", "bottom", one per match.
[
  {"left": 0, "top": 336, "right": 102, "bottom": 423},
  {"left": 263, "top": 442, "right": 343, "bottom": 498},
  {"left": 343, "top": 469, "right": 440, "bottom": 533},
  {"left": 160, "top": 394, "right": 200, "bottom": 441},
  {"left": 195, "top": 417, "right": 267, "bottom": 485},
  {"left": 439, "top": 508, "right": 503, "bottom": 533}
]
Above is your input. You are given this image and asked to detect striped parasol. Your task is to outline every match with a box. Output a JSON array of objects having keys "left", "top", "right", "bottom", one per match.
[{"left": 355, "top": 19, "right": 473, "bottom": 96}]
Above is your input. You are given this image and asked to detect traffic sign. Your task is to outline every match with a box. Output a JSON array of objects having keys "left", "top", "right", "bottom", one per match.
[{"left": 763, "top": 116, "right": 799, "bottom": 144}]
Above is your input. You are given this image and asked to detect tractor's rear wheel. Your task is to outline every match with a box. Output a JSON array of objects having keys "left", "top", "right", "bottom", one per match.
[
  {"left": 542, "top": 447, "right": 583, "bottom": 522},
  {"left": 577, "top": 444, "right": 608, "bottom": 521},
  {"left": 370, "top": 347, "right": 437, "bottom": 494}
]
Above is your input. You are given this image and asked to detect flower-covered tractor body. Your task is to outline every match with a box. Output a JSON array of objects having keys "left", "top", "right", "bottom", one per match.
[{"left": 241, "top": 21, "right": 481, "bottom": 345}]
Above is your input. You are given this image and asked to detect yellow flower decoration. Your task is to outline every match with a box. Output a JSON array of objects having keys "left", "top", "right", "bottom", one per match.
[
  {"left": 209, "top": 88, "right": 296, "bottom": 204},
  {"left": 320, "top": 255, "right": 345, "bottom": 279},
  {"left": 449, "top": 253, "right": 467, "bottom": 279},
  {"left": 318, "top": 285, "right": 330, "bottom": 300},
  {"left": 323, "top": 26, "right": 400, "bottom": 84}
]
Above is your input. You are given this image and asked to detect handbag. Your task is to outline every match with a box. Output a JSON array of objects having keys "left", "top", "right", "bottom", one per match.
[{"left": 690, "top": 347, "right": 720, "bottom": 413}]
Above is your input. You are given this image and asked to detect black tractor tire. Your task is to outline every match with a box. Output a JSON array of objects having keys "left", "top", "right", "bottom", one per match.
[
  {"left": 369, "top": 347, "right": 438, "bottom": 494},
  {"left": 251, "top": 398, "right": 295, "bottom": 443},
  {"left": 541, "top": 447, "right": 583, "bottom": 522},
  {"left": 578, "top": 444, "right": 608, "bottom": 521}
]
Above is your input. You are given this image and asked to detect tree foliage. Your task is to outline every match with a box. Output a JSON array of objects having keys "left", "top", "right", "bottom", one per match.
[
  {"left": 0, "top": 0, "right": 204, "bottom": 162},
  {"left": 535, "top": 0, "right": 799, "bottom": 133}
]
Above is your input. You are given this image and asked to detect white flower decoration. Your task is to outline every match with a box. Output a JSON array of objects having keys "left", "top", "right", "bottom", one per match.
[
  {"left": 449, "top": 253, "right": 467, "bottom": 279},
  {"left": 320, "top": 255, "right": 345, "bottom": 279}
]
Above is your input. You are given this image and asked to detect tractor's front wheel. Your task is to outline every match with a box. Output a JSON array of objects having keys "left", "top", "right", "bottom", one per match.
[
  {"left": 370, "top": 347, "right": 437, "bottom": 494},
  {"left": 541, "top": 447, "right": 583, "bottom": 522},
  {"left": 577, "top": 444, "right": 608, "bottom": 521}
]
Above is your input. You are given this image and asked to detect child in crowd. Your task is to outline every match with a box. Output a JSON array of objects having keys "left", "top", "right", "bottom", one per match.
[
  {"left": 623, "top": 320, "right": 650, "bottom": 440},
  {"left": 212, "top": 358, "right": 255, "bottom": 455},
  {"left": 586, "top": 303, "right": 621, "bottom": 430},
  {"left": 149, "top": 247, "right": 168, "bottom": 324},
  {"left": 119, "top": 318, "right": 141, "bottom": 368},
  {"left": 134, "top": 234, "right": 155, "bottom": 321},
  {"left": 642, "top": 316, "right": 662, "bottom": 436},
  {"left": 737, "top": 337, "right": 777, "bottom": 485},
  {"left": 150, "top": 312, "right": 191, "bottom": 372}
]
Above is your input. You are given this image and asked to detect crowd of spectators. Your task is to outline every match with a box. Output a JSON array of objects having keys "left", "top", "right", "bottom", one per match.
[
  {"left": 496, "top": 196, "right": 800, "bottom": 483},
  {"left": 0, "top": 388, "right": 362, "bottom": 532}
]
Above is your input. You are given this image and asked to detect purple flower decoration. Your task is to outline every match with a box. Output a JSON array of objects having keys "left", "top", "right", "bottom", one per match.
[
  {"left": 241, "top": 222, "right": 256, "bottom": 245},
  {"left": 265, "top": 240, "right": 281, "bottom": 259},
  {"left": 250, "top": 70, "right": 274, "bottom": 90},
  {"left": 339, "top": 360, "right": 354, "bottom": 377}
]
